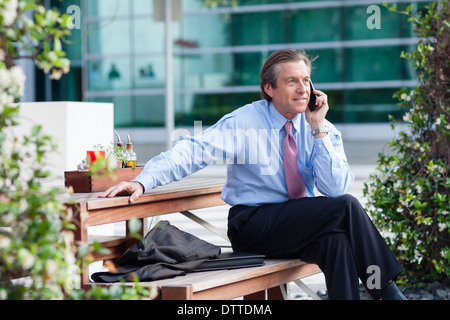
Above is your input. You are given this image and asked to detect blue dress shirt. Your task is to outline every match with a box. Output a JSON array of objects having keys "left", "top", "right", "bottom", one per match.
[{"left": 133, "top": 99, "right": 354, "bottom": 206}]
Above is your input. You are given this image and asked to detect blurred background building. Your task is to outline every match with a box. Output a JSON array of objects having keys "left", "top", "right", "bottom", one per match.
[{"left": 22, "top": 0, "right": 432, "bottom": 166}]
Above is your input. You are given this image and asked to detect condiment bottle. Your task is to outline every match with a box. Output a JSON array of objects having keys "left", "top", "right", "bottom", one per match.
[
  {"left": 115, "top": 130, "right": 123, "bottom": 148},
  {"left": 115, "top": 130, "right": 125, "bottom": 168},
  {"left": 125, "top": 135, "right": 137, "bottom": 168}
]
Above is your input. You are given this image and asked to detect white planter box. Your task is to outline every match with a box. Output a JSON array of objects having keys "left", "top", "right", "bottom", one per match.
[{"left": 12, "top": 101, "right": 114, "bottom": 187}]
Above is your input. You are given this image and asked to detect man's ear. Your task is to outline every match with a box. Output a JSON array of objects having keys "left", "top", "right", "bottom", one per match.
[{"left": 264, "top": 83, "right": 273, "bottom": 98}]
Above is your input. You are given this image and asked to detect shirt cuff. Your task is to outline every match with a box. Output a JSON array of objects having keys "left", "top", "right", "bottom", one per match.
[
  {"left": 313, "top": 134, "right": 334, "bottom": 156},
  {"left": 132, "top": 171, "right": 156, "bottom": 194}
]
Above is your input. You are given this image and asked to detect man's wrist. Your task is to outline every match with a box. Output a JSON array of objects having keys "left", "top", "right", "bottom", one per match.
[
  {"left": 312, "top": 132, "right": 328, "bottom": 139},
  {"left": 132, "top": 181, "right": 145, "bottom": 194},
  {"left": 310, "top": 121, "right": 328, "bottom": 138},
  {"left": 309, "top": 121, "right": 325, "bottom": 131}
]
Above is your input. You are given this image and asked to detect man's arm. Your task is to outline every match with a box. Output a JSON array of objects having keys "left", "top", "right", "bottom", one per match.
[
  {"left": 312, "top": 127, "right": 354, "bottom": 197},
  {"left": 305, "top": 89, "right": 354, "bottom": 197},
  {"left": 100, "top": 115, "right": 237, "bottom": 202}
]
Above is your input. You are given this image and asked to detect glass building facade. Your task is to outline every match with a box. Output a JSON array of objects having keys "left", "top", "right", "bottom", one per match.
[{"left": 42, "top": 0, "right": 430, "bottom": 129}]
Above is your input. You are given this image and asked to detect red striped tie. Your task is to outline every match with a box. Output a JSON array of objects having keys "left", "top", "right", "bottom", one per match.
[{"left": 283, "top": 121, "right": 306, "bottom": 199}]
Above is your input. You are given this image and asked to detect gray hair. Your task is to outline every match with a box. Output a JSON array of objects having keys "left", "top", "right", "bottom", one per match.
[{"left": 260, "top": 49, "right": 315, "bottom": 102}]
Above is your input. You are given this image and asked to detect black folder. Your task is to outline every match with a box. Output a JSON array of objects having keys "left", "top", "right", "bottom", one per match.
[{"left": 194, "top": 252, "right": 265, "bottom": 272}]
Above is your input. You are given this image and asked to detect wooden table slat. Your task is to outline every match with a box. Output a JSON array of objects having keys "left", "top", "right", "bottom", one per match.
[{"left": 64, "top": 177, "right": 226, "bottom": 211}]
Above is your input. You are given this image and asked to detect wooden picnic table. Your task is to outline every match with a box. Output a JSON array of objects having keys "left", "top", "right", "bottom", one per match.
[
  {"left": 63, "top": 176, "right": 322, "bottom": 299},
  {"left": 64, "top": 177, "right": 227, "bottom": 284}
]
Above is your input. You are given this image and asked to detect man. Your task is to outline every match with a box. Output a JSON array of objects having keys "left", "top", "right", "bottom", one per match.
[{"left": 101, "top": 49, "right": 406, "bottom": 300}]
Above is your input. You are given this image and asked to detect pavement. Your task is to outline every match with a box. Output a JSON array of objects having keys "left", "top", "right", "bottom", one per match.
[{"left": 88, "top": 163, "right": 377, "bottom": 300}]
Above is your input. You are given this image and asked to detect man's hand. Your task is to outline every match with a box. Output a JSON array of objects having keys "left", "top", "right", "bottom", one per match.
[
  {"left": 305, "top": 89, "right": 329, "bottom": 138},
  {"left": 99, "top": 181, "right": 144, "bottom": 203}
]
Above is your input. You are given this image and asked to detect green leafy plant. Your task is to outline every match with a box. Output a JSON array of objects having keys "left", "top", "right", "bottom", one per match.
[
  {"left": 0, "top": 0, "right": 151, "bottom": 299},
  {"left": 364, "top": 1, "right": 449, "bottom": 285},
  {"left": 93, "top": 142, "right": 126, "bottom": 169}
]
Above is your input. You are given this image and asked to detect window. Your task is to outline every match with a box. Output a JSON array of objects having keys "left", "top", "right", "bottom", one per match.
[
  {"left": 79, "top": 0, "right": 424, "bottom": 127},
  {"left": 345, "top": 46, "right": 404, "bottom": 82},
  {"left": 232, "top": 11, "right": 285, "bottom": 46},
  {"left": 289, "top": 8, "right": 341, "bottom": 43}
]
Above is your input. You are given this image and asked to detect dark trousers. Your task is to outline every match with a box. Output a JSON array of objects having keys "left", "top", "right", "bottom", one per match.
[{"left": 227, "top": 194, "right": 404, "bottom": 300}]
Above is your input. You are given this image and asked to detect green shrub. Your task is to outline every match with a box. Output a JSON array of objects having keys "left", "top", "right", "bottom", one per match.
[
  {"left": 363, "top": 1, "right": 450, "bottom": 285},
  {"left": 0, "top": 0, "right": 150, "bottom": 299}
]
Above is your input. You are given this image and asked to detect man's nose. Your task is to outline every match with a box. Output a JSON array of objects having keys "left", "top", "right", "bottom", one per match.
[{"left": 297, "top": 81, "right": 308, "bottom": 93}]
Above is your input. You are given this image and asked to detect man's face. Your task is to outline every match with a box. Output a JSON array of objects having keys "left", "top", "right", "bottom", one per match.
[{"left": 264, "top": 60, "right": 311, "bottom": 120}]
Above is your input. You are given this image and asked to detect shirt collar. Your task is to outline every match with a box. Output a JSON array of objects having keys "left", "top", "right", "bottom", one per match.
[{"left": 268, "top": 101, "right": 302, "bottom": 133}]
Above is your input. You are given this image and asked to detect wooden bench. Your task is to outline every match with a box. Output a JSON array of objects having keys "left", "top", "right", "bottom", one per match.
[
  {"left": 87, "top": 259, "right": 321, "bottom": 300},
  {"left": 64, "top": 177, "right": 322, "bottom": 300}
]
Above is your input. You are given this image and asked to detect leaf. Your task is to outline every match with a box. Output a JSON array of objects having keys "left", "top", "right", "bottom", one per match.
[
  {"left": 21, "top": 0, "right": 38, "bottom": 12},
  {"left": 54, "top": 37, "right": 62, "bottom": 52},
  {"left": 61, "top": 14, "right": 72, "bottom": 28},
  {"left": 31, "top": 125, "right": 42, "bottom": 137},
  {"left": 406, "top": 4, "right": 412, "bottom": 14},
  {"left": 128, "top": 217, "right": 142, "bottom": 235},
  {"left": 77, "top": 243, "right": 89, "bottom": 259}
]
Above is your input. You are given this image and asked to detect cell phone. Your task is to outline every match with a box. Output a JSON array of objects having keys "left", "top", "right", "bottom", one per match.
[{"left": 308, "top": 80, "right": 318, "bottom": 112}]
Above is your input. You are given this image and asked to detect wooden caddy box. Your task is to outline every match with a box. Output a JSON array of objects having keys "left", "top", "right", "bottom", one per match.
[{"left": 64, "top": 167, "right": 144, "bottom": 193}]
